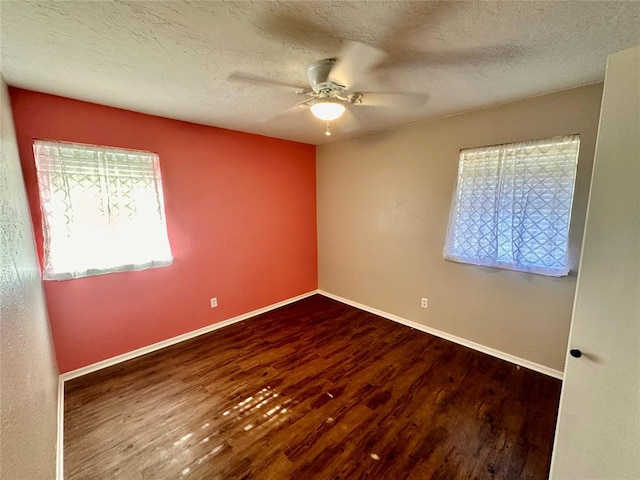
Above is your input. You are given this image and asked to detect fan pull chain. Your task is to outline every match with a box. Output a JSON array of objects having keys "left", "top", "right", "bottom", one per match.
[{"left": 325, "top": 122, "right": 331, "bottom": 136}]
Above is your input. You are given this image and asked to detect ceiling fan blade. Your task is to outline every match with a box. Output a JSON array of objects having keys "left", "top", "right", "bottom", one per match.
[
  {"left": 328, "top": 41, "right": 386, "bottom": 90},
  {"left": 259, "top": 98, "right": 313, "bottom": 123},
  {"left": 354, "top": 92, "right": 428, "bottom": 108},
  {"left": 377, "top": 2, "right": 462, "bottom": 54},
  {"left": 228, "top": 72, "right": 310, "bottom": 93},
  {"left": 258, "top": 10, "right": 342, "bottom": 52},
  {"left": 377, "top": 45, "right": 523, "bottom": 70},
  {"left": 338, "top": 108, "right": 360, "bottom": 134}
]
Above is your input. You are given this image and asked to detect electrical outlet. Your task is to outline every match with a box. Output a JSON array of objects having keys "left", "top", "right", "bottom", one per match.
[
  {"left": 210, "top": 297, "right": 218, "bottom": 308},
  {"left": 421, "top": 298, "right": 428, "bottom": 309}
]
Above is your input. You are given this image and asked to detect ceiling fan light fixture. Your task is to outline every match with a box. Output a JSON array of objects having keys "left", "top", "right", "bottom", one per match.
[{"left": 310, "top": 99, "right": 345, "bottom": 121}]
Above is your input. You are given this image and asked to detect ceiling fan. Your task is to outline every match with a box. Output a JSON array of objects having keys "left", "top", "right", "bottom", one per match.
[{"left": 229, "top": 41, "right": 428, "bottom": 136}]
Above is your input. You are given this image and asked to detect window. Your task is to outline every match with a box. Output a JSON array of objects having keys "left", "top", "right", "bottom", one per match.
[
  {"left": 33, "top": 140, "right": 173, "bottom": 280},
  {"left": 443, "top": 135, "right": 580, "bottom": 277}
]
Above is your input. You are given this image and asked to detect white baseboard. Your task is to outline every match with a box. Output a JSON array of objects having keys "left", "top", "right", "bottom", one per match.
[
  {"left": 55, "top": 286, "right": 561, "bottom": 478},
  {"left": 59, "top": 290, "right": 319, "bottom": 382},
  {"left": 59, "top": 287, "right": 563, "bottom": 382},
  {"left": 56, "top": 376, "right": 64, "bottom": 480},
  {"left": 318, "top": 290, "right": 564, "bottom": 380}
]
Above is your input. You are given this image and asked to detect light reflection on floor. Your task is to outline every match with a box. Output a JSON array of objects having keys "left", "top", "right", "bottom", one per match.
[{"left": 175, "top": 385, "right": 292, "bottom": 476}]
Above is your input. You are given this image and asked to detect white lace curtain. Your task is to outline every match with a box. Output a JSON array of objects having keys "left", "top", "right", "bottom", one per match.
[
  {"left": 443, "top": 135, "right": 580, "bottom": 276},
  {"left": 33, "top": 140, "right": 173, "bottom": 280}
]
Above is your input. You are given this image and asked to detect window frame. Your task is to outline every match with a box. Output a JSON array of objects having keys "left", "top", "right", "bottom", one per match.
[
  {"left": 443, "top": 135, "right": 580, "bottom": 277},
  {"left": 32, "top": 139, "right": 173, "bottom": 280}
]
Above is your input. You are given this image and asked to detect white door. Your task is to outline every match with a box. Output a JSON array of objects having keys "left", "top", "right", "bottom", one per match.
[{"left": 549, "top": 45, "right": 640, "bottom": 479}]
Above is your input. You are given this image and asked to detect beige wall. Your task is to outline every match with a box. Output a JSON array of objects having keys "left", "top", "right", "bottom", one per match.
[
  {"left": 317, "top": 84, "right": 603, "bottom": 372},
  {"left": 550, "top": 45, "right": 640, "bottom": 479},
  {"left": 0, "top": 76, "right": 59, "bottom": 477}
]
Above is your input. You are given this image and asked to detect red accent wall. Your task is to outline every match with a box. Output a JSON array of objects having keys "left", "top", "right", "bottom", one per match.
[{"left": 10, "top": 88, "right": 317, "bottom": 373}]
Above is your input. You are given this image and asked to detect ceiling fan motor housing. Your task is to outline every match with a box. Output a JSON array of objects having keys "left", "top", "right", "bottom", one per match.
[{"left": 307, "top": 58, "right": 343, "bottom": 95}]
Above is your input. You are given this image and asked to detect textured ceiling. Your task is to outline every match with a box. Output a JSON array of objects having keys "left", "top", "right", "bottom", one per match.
[{"left": 1, "top": 1, "right": 639, "bottom": 145}]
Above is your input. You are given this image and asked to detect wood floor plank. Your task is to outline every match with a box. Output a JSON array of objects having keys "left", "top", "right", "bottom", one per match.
[{"left": 64, "top": 295, "right": 561, "bottom": 479}]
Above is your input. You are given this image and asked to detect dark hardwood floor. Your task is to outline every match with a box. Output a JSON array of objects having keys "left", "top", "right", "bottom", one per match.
[{"left": 64, "top": 295, "right": 561, "bottom": 479}]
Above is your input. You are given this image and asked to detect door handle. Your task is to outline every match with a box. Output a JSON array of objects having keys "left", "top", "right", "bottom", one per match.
[{"left": 570, "top": 349, "right": 582, "bottom": 358}]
